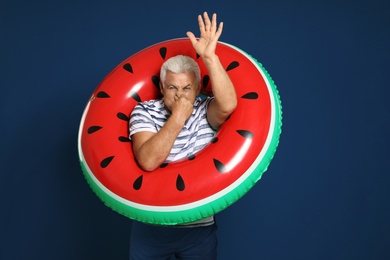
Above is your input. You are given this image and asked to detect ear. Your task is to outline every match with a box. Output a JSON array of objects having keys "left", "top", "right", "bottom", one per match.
[
  {"left": 159, "top": 81, "right": 164, "bottom": 94},
  {"left": 196, "top": 83, "right": 201, "bottom": 95}
]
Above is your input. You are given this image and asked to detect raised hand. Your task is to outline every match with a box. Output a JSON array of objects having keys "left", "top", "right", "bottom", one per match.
[{"left": 186, "top": 12, "right": 223, "bottom": 60}]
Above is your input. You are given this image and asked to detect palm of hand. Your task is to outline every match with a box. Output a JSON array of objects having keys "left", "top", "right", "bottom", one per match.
[{"left": 187, "top": 12, "right": 223, "bottom": 59}]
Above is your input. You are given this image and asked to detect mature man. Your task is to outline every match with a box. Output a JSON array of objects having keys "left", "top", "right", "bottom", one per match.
[{"left": 129, "top": 12, "right": 237, "bottom": 260}]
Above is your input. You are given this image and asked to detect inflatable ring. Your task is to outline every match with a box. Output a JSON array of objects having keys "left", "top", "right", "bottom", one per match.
[{"left": 78, "top": 38, "right": 282, "bottom": 225}]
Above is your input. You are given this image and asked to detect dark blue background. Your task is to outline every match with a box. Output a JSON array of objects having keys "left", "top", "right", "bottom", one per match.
[{"left": 2, "top": 0, "right": 389, "bottom": 259}]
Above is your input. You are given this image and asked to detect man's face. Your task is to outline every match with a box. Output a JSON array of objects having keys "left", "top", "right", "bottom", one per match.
[{"left": 160, "top": 71, "right": 200, "bottom": 112}]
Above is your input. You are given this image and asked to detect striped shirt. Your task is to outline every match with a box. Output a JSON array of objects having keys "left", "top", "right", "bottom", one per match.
[
  {"left": 129, "top": 96, "right": 216, "bottom": 162},
  {"left": 129, "top": 96, "right": 216, "bottom": 227}
]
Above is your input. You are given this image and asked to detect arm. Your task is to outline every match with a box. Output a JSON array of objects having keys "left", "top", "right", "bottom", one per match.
[
  {"left": 131, "top": 97, "right": 193, "bottom": 172},
  {"left": 187, "top": 12, "right": 237, "bottom": 129}
]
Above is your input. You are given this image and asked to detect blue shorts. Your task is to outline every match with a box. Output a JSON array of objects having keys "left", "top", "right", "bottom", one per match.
[{"left": 129, "top": 221, "right": 218, "bottom": 260}]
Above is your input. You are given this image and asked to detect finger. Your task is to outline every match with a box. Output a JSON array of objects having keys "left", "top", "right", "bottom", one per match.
[
  {"left": 198, "top": 14, "right": 205, "bottom": 32},
  {"left": 186, "top": 31, "right": 197, "bottom": 45},
  {"left": 215, "top": 22, "right": 223, "bottom": 38},
  {"left": 211, "top": 13, "right": 217, "bottom": 32},
  {"left": 203, "top": 12, "right": 211, "bottom": 31}
]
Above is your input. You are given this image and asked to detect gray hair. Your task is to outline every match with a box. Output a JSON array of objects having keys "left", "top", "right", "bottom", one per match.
[{"left": 160, "top": 55, "right": 201, "bottom": 85}]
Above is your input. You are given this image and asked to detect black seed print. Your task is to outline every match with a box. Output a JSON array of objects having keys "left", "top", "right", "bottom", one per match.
[
  {"left": 152, "top": 76, "right": 160, "bottom": 89},
  {"left": 236, "top": 130, "right": 254, "bottom": 139},
  {"left": 211, "top": 137, "right": 218, "bottom": 143},
  {"left": 100, "top": 156, "right": 114, "bottom": 168},
  {"left": 118, "top": 136, "right": 131, "bottom": 142},
  {"left": 87, "top": 126, "right": 102, "bottom": 134},
  {"left": 203, "top": 75, "right": 210, "bottom": 88},
  {"left": 96, "top": 91, "right": 110, "bottom": 98},
  {"left": 176, "top": 174, "right": 185, "bottom": 191},
  {"left": 160, "top": 163, "right": 168, "bottom": 168},
  {"left": 117, "top": 112, "right": 129, "bottom": 121},
  {"left": 226, "top": 61, "right": 239, "bottom": 71},
  {"left": 188, "top": 154, "right": 195, "bottom": 160},
  {"left": 123, "top": 63, "right": 133, "bottom": 73},
  {"left": 131, "top": 92, "right": 141, "bottom": 102},
  {"left": 241, "top": 92, "right": 258, "bottom": 99},
  {"left": 159, "top": 47, "right": 167, "bottom": 59},
  {"left": 133, "top": 175, "right": 143, "bottom": 190},
  {"left": 213, "top": 159, "right": 227, "bottom": 173}
]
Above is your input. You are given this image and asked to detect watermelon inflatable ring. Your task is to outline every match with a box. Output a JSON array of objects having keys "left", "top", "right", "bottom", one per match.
[{"left": 78, "top": 38, "right": 282, "bottom": 225}]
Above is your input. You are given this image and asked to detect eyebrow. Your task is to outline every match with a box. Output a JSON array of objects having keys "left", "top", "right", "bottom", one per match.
[{"left": 166, "top": 84, "right": 192, "bottom": 89}]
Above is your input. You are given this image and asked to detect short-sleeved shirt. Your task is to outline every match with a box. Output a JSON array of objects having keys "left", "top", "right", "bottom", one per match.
[{"left": 129, "top": 96, "right": 216, "bottom": 163}]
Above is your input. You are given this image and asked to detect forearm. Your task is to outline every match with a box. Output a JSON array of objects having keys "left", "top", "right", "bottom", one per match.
[
  {"left": 203, "top": 55, "right": 237, "bottom": 125},
  {"left": 205, "top": 55, "right": 237, "bottom": 109},
  {"left": 134, "top": 116, "right": 184, "bottom": 171}
]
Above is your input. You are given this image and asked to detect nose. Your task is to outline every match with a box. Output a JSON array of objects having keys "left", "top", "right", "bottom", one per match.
[{"left": 175, "top": 89, "right": 184, "bottom": 98}]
